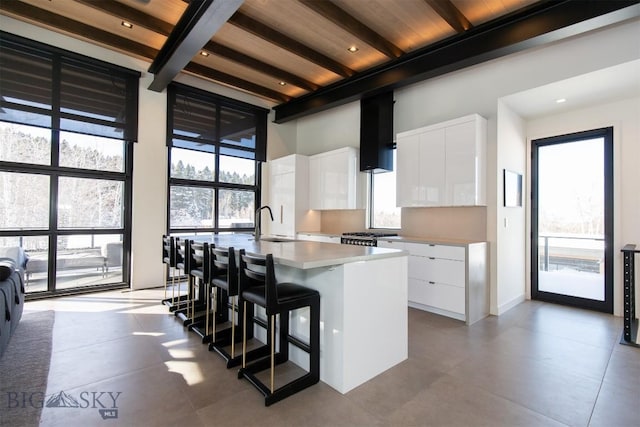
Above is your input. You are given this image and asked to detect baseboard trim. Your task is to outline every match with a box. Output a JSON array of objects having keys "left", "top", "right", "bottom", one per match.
[{"left": 497, "top": 294, "right": 526, "bottom": 315}]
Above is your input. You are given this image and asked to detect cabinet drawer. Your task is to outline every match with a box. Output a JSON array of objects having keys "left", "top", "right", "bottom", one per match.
[
  {"left": 424, "top": 282, "right": 465, "bottom": 314},
  {"left": 408, "top": 279, "right": 465, "bottom": 314},
  {"left": 410, "top": 257, "right": 465, "bottom": 287},
  {"left": 404, "top": 242, "right": 465, "bottom": 261}
]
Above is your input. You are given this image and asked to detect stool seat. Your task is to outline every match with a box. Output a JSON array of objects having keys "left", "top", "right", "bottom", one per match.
[{"left": 242, "top": 283, "right": 319, "bottom": 309}]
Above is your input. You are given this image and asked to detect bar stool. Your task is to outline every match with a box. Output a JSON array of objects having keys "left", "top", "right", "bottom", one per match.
[
  {"left": 169, "top": 237, "right": 187, "bottom": 313},
  {"left": 208, "top": 246, "right": 240, "bottom": 365},
  {"left": 237, "top": 250, "right": 320, "bottom": 406},
  {"left": 187, "top": 241, "right": 209, "bottom": 332},
  {"left": 161, "top": 235, "right": 175, "bottom": 303},
  {"left": 175, "top": 239, "right": 197, "bottom": 325}
]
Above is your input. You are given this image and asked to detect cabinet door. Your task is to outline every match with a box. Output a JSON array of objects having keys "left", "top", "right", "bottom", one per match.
[
  {"left": 419, "top": 128, "right": 446, "bottom": 206},
  {"left": 309, "top": 148, "right": 361, "bottom": 210},
  {"left": 309, "top": 155, "right": 322, "bottom": 210},
  {"left": 396, "top": 133, "right": 421, "bottom": 207},
  {"left": 445, "top": 121, "right": 477, "bottom": 206},
  {"left": 269, "top": 171, "right": 295, "bottom": 236},
  {"left": 323, "top": 151, "right": 348, "bottom": 210}
]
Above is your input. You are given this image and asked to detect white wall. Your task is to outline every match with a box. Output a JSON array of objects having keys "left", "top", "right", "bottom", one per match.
[
  {"left": 495, "top": 102, "right": 527, "bottom": 314},
  {"left": 295, "top": 102, "right": 360, "bottom": 155},
  {"left": 526, "top": 97, "right": 640, "bottom": 316}
]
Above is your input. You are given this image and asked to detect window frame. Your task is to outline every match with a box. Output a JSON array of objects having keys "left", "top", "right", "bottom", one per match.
[
  {"left": 0, "top": 32, "right": 139, "bottom": 297},
  {"left": 166, "top": 83, "right": 268, "bottom": 236},
  {"left": 368, "top": 148, "right": 401, "bottom": 230}
]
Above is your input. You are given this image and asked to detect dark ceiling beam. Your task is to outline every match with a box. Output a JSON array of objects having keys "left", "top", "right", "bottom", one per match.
[
  {"left": 424, "top": 0, "right": 473, "bottom": 32},
  {"left": 274, "top": 0, "right": 640, "bottom": 123},
  {"left": 228, "top": 11, "right": 355, "bottom": 78},
  {"left": 299, "top": 0, "right": 404, "bottom": 58},
  {"left": 0, "top": 0, "right": 157, "bottom": 59},
  {"left": 184, "top": 62, "right": 291, "bottom": 103},
  {"left": 0, "top": 0, "right": 288, "bottom": 103},
  {"left": 75, "top": 0, "right": 318, "bottom": 92},
  {"left": 148, "top": 0, "right": 244, "bottom": 92}
]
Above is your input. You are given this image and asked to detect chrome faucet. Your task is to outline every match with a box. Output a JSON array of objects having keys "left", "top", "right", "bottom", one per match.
[{"left": 255, "top": 205, "right": 274, "bottom": 239}]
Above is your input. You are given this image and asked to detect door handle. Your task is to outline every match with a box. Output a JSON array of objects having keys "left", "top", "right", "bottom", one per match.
[{"left": 280, "top": 205, "right": 283, "bottom": 224}]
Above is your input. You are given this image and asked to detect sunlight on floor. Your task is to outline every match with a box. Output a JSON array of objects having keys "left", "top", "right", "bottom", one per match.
[{"left": 164, "top": 361, "right": 204, "bottom": 386}]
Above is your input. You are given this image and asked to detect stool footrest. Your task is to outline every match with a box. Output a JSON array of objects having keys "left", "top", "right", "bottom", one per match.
[
  {"left": 239, "top": 368, "right": 319, "bottom": 407},
  {"left": 188, "top": 323, "right": 213, "bottom": 344},
  {"left": 161, "top": 294, "right": 189, "bottom": 311}
]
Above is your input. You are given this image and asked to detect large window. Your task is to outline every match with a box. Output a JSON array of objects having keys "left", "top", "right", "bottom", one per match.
[
  {"left": 369, "top": 151, "right": 401, "bottom": 229},
  {"left": 167, "top": 84, "right": 267, "bottom": 235},
  {"left": 0, "top": 33, "right": 139, "bottom": 296}
]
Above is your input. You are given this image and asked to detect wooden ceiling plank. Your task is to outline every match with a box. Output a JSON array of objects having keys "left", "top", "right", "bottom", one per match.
[
  {"left": 184, "top": 62, "right": 291, "bottom": 103},
  {"left": 73, "top": 0, "right": 175, "bottom": 35},
  {"left": 148, "top": 0, "right": 244, "bottom": 92},
  {"left": 204, "top": 41, "right": 319, "bottom": 92},
  {"left": 228, "top": 11, "right": 355, "bottom": 78},
  {"left": 424, "top": 0, "right": 473, "bottom": 33},
  {"left": 0, "top": 0, "right": 158, "bottom": 60},
  {"left": 299, "top": 0, "right": 404, "bottom": 59}
]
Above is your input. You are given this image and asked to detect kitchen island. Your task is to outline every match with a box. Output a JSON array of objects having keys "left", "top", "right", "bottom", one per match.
[{"left": 191, "top": 234, "right": 408, "bottom": 394}]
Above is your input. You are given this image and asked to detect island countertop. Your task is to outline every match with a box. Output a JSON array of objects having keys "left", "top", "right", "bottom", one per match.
[{"left": 189, "top": 234, "right": 407, "bottom": 270}]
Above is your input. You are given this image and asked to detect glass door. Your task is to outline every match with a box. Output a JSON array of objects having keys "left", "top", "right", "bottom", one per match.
[{"left": 531, "top": 128, "right": 613, "bottom": 313}]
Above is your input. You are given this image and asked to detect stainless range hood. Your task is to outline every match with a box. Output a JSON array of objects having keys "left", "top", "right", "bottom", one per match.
[{"left": 360, "top": 91, "right": 394, "bottom": 173}]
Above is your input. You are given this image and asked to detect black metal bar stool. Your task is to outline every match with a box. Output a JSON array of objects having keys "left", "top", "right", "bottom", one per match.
[
  {"left": 175, "top": 239, "right": 198, "bottom": 326},
  {"left": 208, "top": 246, "right": 241, "bottom": 365},
  {"left": 167, "top": 237, "right": 187, "bottom": 313},
  {"left": 161, "top": 235, "right": 175, "bottom": 304},
  {"left": 187, "top": 241, "right": 211, "bottom": 338},
  {"left": 237, "top": 250, "right": 320, "bottom": 406}
]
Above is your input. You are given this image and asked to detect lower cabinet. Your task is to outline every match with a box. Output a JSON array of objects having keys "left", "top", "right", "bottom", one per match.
[{"left": 378, "top": 239, "right": 487, "bottom": 324}]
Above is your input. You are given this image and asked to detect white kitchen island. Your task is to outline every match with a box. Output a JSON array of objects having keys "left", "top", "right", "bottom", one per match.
[{"left": 193, "top": 235, "right": 408, "bottom": 394}]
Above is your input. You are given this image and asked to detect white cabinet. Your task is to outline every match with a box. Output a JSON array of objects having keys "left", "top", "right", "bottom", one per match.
[
  {"left": 378, "top": 238, "right": 488, "bottom": 325},
  {"left": 396, "top": 114, "right": 486, "bottom": 207},
  {"left": 267, "top": 154, "right": 319, "bottom": 238},
  {"left": 309, "top": 147, "right": 366, "bottom": 210}
]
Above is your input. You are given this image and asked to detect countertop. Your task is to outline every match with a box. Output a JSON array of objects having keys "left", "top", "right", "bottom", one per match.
[
  {"left": 297, "top": 232, "right": 486, "bottom": 246},
  {"left": 190, "top": 234, "right": 406, "bottom": 270}
]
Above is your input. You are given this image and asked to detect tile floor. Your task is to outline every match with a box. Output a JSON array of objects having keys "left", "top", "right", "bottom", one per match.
[{"left": 22, "top": 287, "right": 639, "bottom": 427}]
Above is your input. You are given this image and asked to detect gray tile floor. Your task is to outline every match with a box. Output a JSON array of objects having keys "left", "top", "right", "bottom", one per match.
[{"left": 24, "top": 287, "right": 639, "bottom": 427}]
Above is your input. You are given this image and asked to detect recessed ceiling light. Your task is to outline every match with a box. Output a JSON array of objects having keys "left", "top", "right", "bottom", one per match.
[
  {"left": 347, "top": 46, "right": 359, "bottom": 53},
  {"left": 121, "top": 21, "right": 133, "bottom": 29},
  {"left": 556, "top": 98, "right": 566, "bottom": 103},
  {"left": 278, "top": 81, "right": 287, "bottom": 86},
  {"left": 199, "top": 51, "right": 210, "bottom": 57}
]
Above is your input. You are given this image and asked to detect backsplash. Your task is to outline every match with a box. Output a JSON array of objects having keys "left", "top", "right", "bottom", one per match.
[
  {"left": 317, "top": 207, "right": 487, "bottom": 241},
  {"left": 320, "top": 210, "right": 366, "bottom": 233},
  {"left": 401, "top": 206, "right": 487, "bottom": 241}
]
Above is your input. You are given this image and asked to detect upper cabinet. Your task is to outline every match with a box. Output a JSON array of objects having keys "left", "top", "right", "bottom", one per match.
[
  {"left": 396, "top": 114, "right": 487, "bottom": 207},
  {"left": 309, "top": 147, "right": 366, "bottom": 210},
  {"left": 267, "top": 154, "right": 319, "bottom": 237}
]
